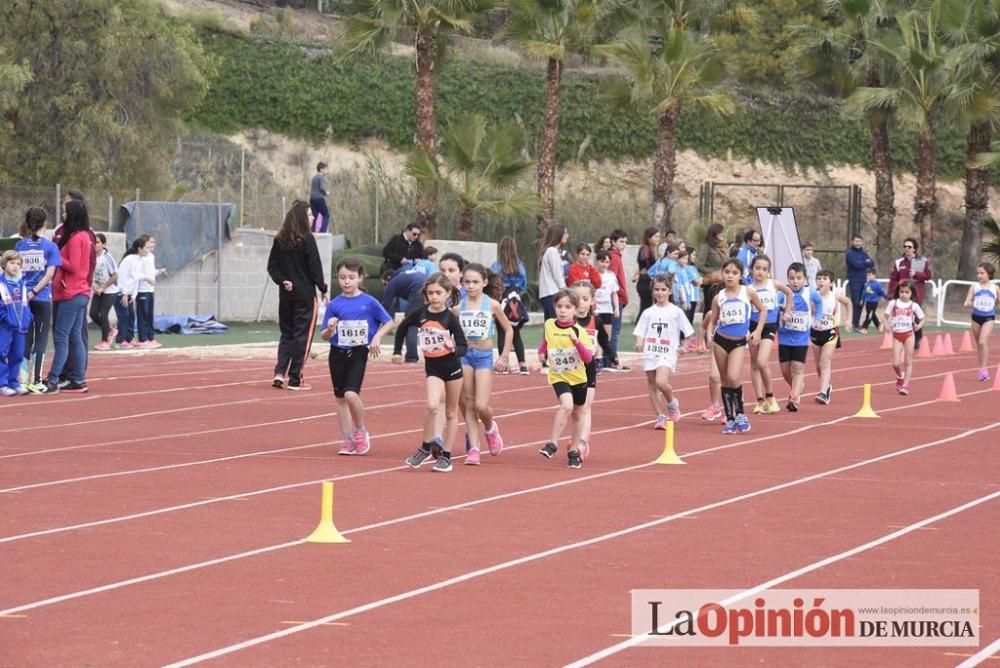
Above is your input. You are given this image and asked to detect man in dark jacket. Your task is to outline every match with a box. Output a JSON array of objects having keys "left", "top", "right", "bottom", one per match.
[
  {"left": 382, "top": 223, "right": 425, "bottom": 273},
  {"left": 845, "top": 234, "right": 875, "bottom": 329},
  {"left": 381, "top": 268, "right": 426, "bottom": 363}
]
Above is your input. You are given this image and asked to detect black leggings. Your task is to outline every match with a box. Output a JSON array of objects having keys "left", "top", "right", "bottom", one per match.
[
  {"left": 23, "top": 300, "right": 52, "bottom": 383},
  {"left": 497, "top": 324, "right": 525, "bottom": 365},
  {"left": 596, "top": 314, "right": 617, "bottom": 365},
  {"left": 861, "top": 302, "right": 881, "bottom": 330},
  {"left": 89, "top": 293, "right": 116, "bottom": 342}
]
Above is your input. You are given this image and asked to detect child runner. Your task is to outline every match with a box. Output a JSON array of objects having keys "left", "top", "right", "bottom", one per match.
[
  {"left": 397, "top": 273, "right": 467, "bottom": 473},
  {"left": 567, "top": 243, "right": 602, "bottom": 287},
  {"left": 884, "top": 279, "right": 924, "bottom": 395},
  {"left": 594, "top": 250, "right": 620, "bottom": 372},
  {"left": 859, "top": 268, "right": 888, "bottom": 333},
  {"left": 747, "top": 255, "right": 793, "bottom": 415},
  {"left": 537, "top": 288, "right": 594, "bottom": 469},
  {"left": 320, "top": 258, "right": 395, "bottom": 455},
  {"left": 963, "top": 262, "right": 997, "bottom": 381},
  {"left": 703, "top": 259, "right": 768, "bottom": 433},
  {"left": 15, "top": 208, "right": 60, "bottom": 392},
  {"left": 634, "top": 275, "right": 694, "bottom": 429},
  {"left": 573, "top": 281, "right": 599, "bottom": 459},
  {"left": 811, "top": 269, "right": 853, "bottom": 404},
  {"left": 458, "top": 263, "right": 513, "bottom": 465},
  {"left": 0, "top": 251, "right": 34, "bottom": 396},
  {"left": 776, "top": 262, "right": 824, "bottom": 412},
  {"left": 90, "top": 234, "right": 120, "bottom": 350}
]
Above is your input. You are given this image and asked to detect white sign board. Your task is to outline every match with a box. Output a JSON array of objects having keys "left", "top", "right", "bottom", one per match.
[{"left": 757, "top": 207, "right": 803, "bottom": 281}]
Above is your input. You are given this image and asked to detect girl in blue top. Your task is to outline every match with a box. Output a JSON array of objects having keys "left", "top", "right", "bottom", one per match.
[
  {"left": 457, "top": 263, "right": 513, "bottom": 465},
  {"left": 747, "top": 255, "right": 793, "bottom": 416},
  {"left": 320, "top": 258, "right": 395, "bottom": 456},
  {"left": 15, "top": 208, "right": 62, "bottom": 391},
  {"left": 703, "top": 258, "right": 768, "bottom": 434},
  {"left": 776, "top": 262, "right": 825, "bottom": 412},
  {"left": 491, "top": 236, "right": 529, "bottom": 374},
  {"left": 963, "top": 262, "right": 998, "bottom": 381}
]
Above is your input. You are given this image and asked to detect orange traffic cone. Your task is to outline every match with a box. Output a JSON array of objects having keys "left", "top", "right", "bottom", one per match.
[
  {"left": 958, "top": 331, "right": 975, "bottom": 353},
  {"left": 880, "top": 331, "right": 893, "bottom": 350},
  {"left": 943, "top": 333, "right": 954, "bottom": 355},
  {"left": 992, "top": 364, "right": 1000, "bottom": 391},
  {"left": 917, "top": 338, "right": 932, "bottom": 358},
  {"left": 931, "top": 335, "right": 945, "bottom": 356},
  {"left": 938, "top": 372, "right": 960, "bottom": 402}
]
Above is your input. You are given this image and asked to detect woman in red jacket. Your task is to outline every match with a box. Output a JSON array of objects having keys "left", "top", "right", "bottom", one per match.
[{"left": 39, "top": 200, "right": 94, "bottom": 394}]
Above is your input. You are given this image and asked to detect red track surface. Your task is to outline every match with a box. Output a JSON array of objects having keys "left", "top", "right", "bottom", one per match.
[{"left": 1, "top": 337, "right": 998, "bottom": 666}]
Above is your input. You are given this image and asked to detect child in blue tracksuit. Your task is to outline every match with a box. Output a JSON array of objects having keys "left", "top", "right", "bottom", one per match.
[
  {"left": 0, "top": 251, "right": 34, "bottom": 396},
  {"left": 860, "top": 268, "right": 888, "bottom": 333}
]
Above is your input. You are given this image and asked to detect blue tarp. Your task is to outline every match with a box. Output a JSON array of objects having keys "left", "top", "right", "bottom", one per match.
[
  {"left": 154, "top": 314, "right": 229, "bottom": 335},
  {"left": 112, "top": 201, "right": 235, "bottom": 276}
]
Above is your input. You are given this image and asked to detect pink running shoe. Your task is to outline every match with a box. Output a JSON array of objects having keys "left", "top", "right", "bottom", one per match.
[
  {"left": 666, "top": 399, "right": 681, "bottom": 422},
  {"left": 94, "top": 341, "right": 110, "bottom": 351},
  {"left": 465, "top": 446, "right": 481, "bottom": 465},
  {"left": 107, "top": 327, "right": 118, "bottom": 343},
  {"left": 898, "top": 384, "right": 910, "bottom": 396},
  {"left": 144, "top": 340, "right": 163, "bottom": 349},
  {"left": 653, "top": 415, "right": 667, "bottom": 430},
  {"left": 485, "top": 422, "right": 503, "bottom": 456},
  {"left": 338, "top": 438, "right": 355, "bottom": 455},
  {"left": 354, "top": 428, "right": 371, "bottom": 455},
  {"left": 701, "top": 404, "right": 724, "bottom": 421}
]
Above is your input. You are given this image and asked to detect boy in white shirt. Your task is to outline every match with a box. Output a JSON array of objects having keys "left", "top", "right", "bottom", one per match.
[
  {"left": 594, "top": 249, "right": 620, "bottom": 371},
  {"left": 802, "top": 242, "right": 822, "bottom": 289}
]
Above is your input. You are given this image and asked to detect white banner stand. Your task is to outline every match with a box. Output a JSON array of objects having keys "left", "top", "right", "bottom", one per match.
[{"left": 757, "top": 206, "right": 803, "bottom": 281}]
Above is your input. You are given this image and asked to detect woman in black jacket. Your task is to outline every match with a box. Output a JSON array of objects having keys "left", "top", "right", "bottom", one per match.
[{"left": 267, "top": 200, "right": 328, "bottom": 390}]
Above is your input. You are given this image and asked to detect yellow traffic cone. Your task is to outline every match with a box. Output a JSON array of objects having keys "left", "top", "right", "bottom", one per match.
[
  {"left": 654, "top": 421, "right": 685, "bottom": 465},
  {"left": 853, "top": 383, "right": 880, "bottom": 419},
  {"left": 305, "top": 481, "right": 350, "bottom": 543}
]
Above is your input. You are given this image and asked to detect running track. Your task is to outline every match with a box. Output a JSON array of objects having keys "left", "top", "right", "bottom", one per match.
[{"left": 1, "top": 336, "right": 998, "bottom": 666}]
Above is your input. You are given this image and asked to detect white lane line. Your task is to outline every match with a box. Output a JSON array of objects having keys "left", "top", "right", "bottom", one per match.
[
  {"left": 160, "top": 430, "right": 1000, "bottom": 667},
  {"left": 567, "top": 489, "right": 1000, "bottom": 667},
  {"left": 957, "top": 636, "right": 1000, "bottom": 667}
]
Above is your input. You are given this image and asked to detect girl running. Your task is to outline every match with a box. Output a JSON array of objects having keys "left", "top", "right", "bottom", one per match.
[
  {"left": 397, "top": 273, "right": 467, "bottom": 473},
  {"left": 884, "top": 279, "right": 924, "bottom": 395},
  {"left": 15, "top": 208, "right": 61, "bottom": 392},
  {"left": 573, "top": 281, "right": 600, "bottom": 459},
  {"left": 537, "top": 288, "right": 594, "bottom": 469},
  {"left": 703, "top": 259, "right": 768, "bottom": 434},
  {"left": 320, "top": 258, "right": 395, "bottom": 455},
  {"left": 458, "top": 263, "right": 513, "bottom": 465},
  {"left": 964, "top": 262, "right": 996, "bottom": 381},
  {"left": 811, "top": 269, "right": 853, "bottom": 404},
  {"left": 634, "top": 275, "right": 694, "bottom": 429},
  {"left": 747, "top": 255, "right": 793, "bottom": 415},
  {"left": 776, "top": 262, "right": 824, "bottom": 412}
]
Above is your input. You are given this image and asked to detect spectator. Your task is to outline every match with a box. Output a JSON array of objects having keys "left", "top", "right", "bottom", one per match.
[
  {"left": 657, "top": 228, "right": 677, "bottom": 257},
  {"left": 696, "top": 223, "right": 729, "bottom": 317},
  {"left": 53, "top": 190, "right": 96, "bottom": 384},
  {"left": 635, "top": 227, "right": 660, "bottom": 317},
  {"left": 735, "top": 229, "right": 761, "bottom": 284},
  {"left": 594, "top": 235, "right": 611, "bottom": 255},
  {"left": 888, "top": 237, "right": 933, "bottom": 350},
  {"left": 802, "top": 242, "right": 821, "bottom": 288},
  {"left": 382, "top": 223, "right": 425, "bottom": 274},
  {"left": 608, "top": 229, "right": 630, "bottom": 370},
  {"left": 309, "top": 162, "right": 332, "bottom": 234},
  {"left": 567, "top": 243, "right": 602, "bottom": 287},
  {"left": 491, "top": 236, "right": 529, "bottom": 374},
  {"left": 381, "top": 267, "right": 426, "bottom": 364},
  {"left": 845, "top": 233, "right": 875, "bottom": 329},
  {"left": 538, "top": 224, "right": 568, "bottom": 320}
]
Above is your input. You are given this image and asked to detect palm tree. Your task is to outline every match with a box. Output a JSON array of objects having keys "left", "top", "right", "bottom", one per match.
[
  {"left": 596, "top": 26, "right": 734, "bottom": 232},
  {"left": 338, "top": 0, "right": 493, "bottom": 236},
  {"left": 846, "top": 5, "right": 970, "bottom": 254},
  {"left": 982, "top": 218, "right": 1000, "bottom": 266},
  {"left": 405, "top": 115, "right": 542, "bottom": 240},
  {"left": 502, "top": 0, "right": 600, "bottom": 235},
  {"left": 792, "top": 0, "right": 901, "bottom": 272}
]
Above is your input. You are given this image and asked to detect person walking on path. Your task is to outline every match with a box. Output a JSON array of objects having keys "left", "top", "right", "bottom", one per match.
[{"left": 309, "top": 162, "right": 332, "bottom": 234}]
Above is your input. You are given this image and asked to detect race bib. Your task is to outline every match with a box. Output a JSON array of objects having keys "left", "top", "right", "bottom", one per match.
[
  {"left": 20, "top": 250, "right": 45, "bottom": 273},
  {"left": 719, "top": 301, "right": 745, "bottom": 327},
  {"left": 973, "top": 294, "right": 995, "bottom": 313},
  {"left": 814, "top": 312, "right": 835, "bottom": 331},
  {"left": 786, "top": 311, "right": 809, "bottom": 332},
  {"left": 418, "top": 326, "right": 450, "bottom": 354},
  {"left": 549, "top": 347, "right": 579, "bottom": 373},
  {"left": 891, "top": 315, "right": 912, "bottom": 333},
  {"left": 643, "top": 338, "right": 672, "bottom": 360},
  {"left": 337, "top": 319, "right": 368, "bottom": 346},
  {"left": 460, "top": 309, "right": 490, "bottom": 339},
  {"left": 758, "top": 292, "right": 777, "bottom": 311}
]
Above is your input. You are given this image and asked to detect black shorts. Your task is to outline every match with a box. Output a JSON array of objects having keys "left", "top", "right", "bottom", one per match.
[
  {"left": 553, "top": 381, "right": 588, "bottom": 406},
  {"left": 778, "top": 344, "right": 809, "bottom": 364},
  {"left": 584, "top": 361, "right": 597, "bottom": 389},
  {"left": 425, "top": 355, "right": 463, "bottom": 382},
  {"left": 750, "top": 320, "right": 777, "bottom": 341},
  {"left": 713, "top": 332, "right": 747, "bottom": 353},
  {"left": 329, "top": 346, "right": 369, "bottom": 397},
  {"left": 596, "top": 313, "right": 613, "bottom": 327},
  {"left": 810, "top": 328, "right": 842, "bottom": 348},
  {"left": 972, "top": 314, "right": 995, "bottom": 326}
]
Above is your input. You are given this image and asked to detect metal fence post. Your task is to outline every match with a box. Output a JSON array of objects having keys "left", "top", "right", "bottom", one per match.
[
  {"left": 240, "top": 148, "right": 246, "bottom": 230},
  {"left": 135, "top": 188, "right": 141, "bottom": 233},
  {"left": 108, "top": 195, "right": 114, "bottom": 232},
  {"left": 55, "top": 183, "right": 61, "bottom": 223},
  {"left": 217, "top": 189, "right": 223, "bottom": 319}
]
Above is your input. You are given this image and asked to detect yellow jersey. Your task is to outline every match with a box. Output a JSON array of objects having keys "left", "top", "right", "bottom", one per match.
[{"left": 543, "top": 319, "right": 593, "bottom": 386}]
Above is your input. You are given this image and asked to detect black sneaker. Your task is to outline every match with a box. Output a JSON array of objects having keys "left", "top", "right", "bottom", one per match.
[
  {"left": 62, "top": 382, "right": 89, "bottom": 394},
  {"left": 567, "top": 450, "right": 582, "bottom": 469},
  {"left": 539, "top": 442, "right": 558, "bottom": 459},
  {"left": 815, "top": 387, "right": 831, "bottom": 405},
  {"left": 786, "top": 399, "right": 799, "bottom": 412},
  {"left": 405, "top": 447, "right": 433, "bottom": 469},
  {"left": 38, "top": 381, "right": 60, "bottom": 395},
  {"left": 56, "top": 378, "right": 71, "bottom": 390},
  {"left": 432, "top": 454, "right": 453, "bottom": 472}
]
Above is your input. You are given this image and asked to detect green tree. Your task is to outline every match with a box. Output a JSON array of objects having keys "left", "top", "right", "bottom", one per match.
[
  {"left": 405, "top": 115, "right": 541, "bottom": 239},
  {"left": 338, "top": 0, "right": 493, "bottom": 235},
  {"left": 0, "top": 0, "right": 211, "bottom": 190},
  {"left": 597, "top": 27, "right": 734, "bottom": 231},
  {"left": 503, "top": 0, "right": 600, "bottom": 234}
]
